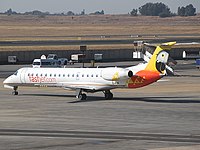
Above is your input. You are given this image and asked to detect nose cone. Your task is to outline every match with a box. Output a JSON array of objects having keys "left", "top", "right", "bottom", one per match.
[
  {"left": 3, "top": 77, "right": 10, "bottom": 84},
  {"left": 3, "top": 76, "right": 13, "bottom": 85}
]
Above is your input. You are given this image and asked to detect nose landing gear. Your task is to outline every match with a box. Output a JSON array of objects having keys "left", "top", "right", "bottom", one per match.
[{"left": 12, "top": 86, "right": 18, "bottom": 95}]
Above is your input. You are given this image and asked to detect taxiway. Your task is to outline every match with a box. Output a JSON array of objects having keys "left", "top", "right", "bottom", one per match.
[{"left": 0, "top": 61, "right": 200, "bottom": 150}]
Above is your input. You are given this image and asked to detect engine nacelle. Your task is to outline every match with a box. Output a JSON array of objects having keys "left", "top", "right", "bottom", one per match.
[{"left": 101, "top": 67, "right": 133, "bottom": 81}]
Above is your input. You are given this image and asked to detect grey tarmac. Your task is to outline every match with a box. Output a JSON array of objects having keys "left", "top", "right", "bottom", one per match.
[{"left": 0, "top": 61, "right": 200, "bottom": 150}]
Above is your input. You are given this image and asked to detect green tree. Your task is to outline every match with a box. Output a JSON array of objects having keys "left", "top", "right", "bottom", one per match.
[
  {"left": 5, "top": 8, "right": 17, "bottom": 15},
  {"left": 178, "top": 7, "right": 186, "bottom": 16},
  {"left": 66, "top": 11, "right": 75, "bottom": 16},
  {"left": 130, "top": 9, "right": 138, "bottom": 16},
  {"left": 100, "top": 10, "right": 104, "bottom": 15},
  {"left": 159, "top": 12, "right": 170, "bottom": 18},
  {"left": 81, "top": 9, "right": 85, "bottom": 15},
  {"left": 177, "top": 4, "right": 196, "bottom": 16},
  {"left": 90, "top": 10, "right": 104, "bottom": 15},
  {"left": 139, "top": 2, "right": 171, "bottom": 17},
  {"left": 185, "top": 4, "right": 196, "bottom": 16}
]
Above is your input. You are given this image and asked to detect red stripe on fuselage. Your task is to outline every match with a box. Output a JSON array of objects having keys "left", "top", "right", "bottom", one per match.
[{"left": 127, "top": 70, "right": 161, "bottom": 88}]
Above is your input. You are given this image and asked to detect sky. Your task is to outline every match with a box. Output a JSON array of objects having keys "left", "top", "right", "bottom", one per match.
[{"left": 0, "top": 0, "right": 199, "bottom": 14}]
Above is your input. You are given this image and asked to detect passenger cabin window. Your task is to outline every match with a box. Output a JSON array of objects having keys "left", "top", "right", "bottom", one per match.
[
  {"left": 40, "top": 74, "right": 43, "bottom": 76},
  {"left": 82, "top": 74, "right": 84, "bottom": 77},
  {"left": 50, "top": 74, "right": 52, "bottom": 77},
  {"left": 54, "top": 74, "right": 56, "bottom": 77},
  {"left": 28, "top": 73, "right": 30, "bottom": 76},
  {"left": 45, "top": 74, "right": 47, "bottom": 77},
  {"left": 63, "top": 74, "right": 65, "bottom": 77}
]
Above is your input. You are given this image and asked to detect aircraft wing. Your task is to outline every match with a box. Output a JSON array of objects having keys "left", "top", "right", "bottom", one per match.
[{"left": 62, "top": 82, "right": 113, "bottom": 91}]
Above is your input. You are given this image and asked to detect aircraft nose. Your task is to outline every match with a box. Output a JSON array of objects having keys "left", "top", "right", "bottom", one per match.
[
  {"left": 3, "top": 76, "right": 11, "bottom": 84},
  {"left": 3, "top": 78, "right": 9, "bottom": 84}
]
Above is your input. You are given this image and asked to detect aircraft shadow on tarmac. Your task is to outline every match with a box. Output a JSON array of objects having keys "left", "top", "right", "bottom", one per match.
[
  {"left": 22, "top": 94, "right": 200, "bottom": 104},
  {"left": 71, "top": 96, "right": 200, "bottom": 104}
]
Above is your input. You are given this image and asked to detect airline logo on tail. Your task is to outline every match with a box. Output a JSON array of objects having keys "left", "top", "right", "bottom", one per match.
[{"left": 127, "top": 41, "right": 176, "bottom": 88}]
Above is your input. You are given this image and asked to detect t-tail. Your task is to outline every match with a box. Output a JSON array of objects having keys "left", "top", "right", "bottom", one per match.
[{"left": 127, "top": 41, "right": 176, "bottom": 88}]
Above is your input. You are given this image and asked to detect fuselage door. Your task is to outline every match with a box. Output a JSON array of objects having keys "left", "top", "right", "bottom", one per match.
[{"left": 20, "top": 68, "right": 28, "bottom": 83}]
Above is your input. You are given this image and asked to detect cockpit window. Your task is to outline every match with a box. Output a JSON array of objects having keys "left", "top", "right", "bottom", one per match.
[{"left": 13, "top": 71, "right": 18, "bottom": 76}]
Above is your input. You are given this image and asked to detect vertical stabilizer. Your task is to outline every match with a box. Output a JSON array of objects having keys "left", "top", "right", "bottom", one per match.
[
  {"left": 145, "top": 41, "right": 176, "bottom": 74},
  {"left": 127, "top": 42, "right": 176, "bottom": 88}
]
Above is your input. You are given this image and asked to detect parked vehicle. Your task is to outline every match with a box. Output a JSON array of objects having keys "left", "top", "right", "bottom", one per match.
[
  {"left": 32, "top": 59, "right": 60, "bottom": 68},
  {"left": 58, "top": 58, "right": 68, "bottom": 66},
  {"left": 71, "top": 54, "right": 86, "bottom": 63},
  {"left": 196, "top": 59, "right": 200, "bottom": 69},
  {"left": 47, "top": 54, "right": 58, "bottom": 60},
  {"left": 32, "top": 54, "right": 68, "bottom": 68}
]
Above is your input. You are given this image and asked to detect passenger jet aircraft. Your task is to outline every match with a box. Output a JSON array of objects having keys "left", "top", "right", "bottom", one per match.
[{"left": 3, "top": 42, "right": 176, "bottom": 100}]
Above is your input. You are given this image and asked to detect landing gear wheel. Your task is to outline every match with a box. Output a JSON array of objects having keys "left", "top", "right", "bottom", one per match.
[
  {"left": 12, "top": 91, "right": 18, "bottom": 95},
  {"left": 78, "top": 93, "right": 87, "bottom": 100},
  {"left": 81, "top": 93, "right": 87, "bottom": 100},
  {"left": 104, "top": 91, "right": 113, "bottom": 100},
  {"left": 76, "top": 89, "right": 87, "bottom": 100}
]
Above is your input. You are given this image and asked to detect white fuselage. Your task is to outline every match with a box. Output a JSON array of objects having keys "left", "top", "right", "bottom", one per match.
[{"left": 3, "top": 63, "right": 147, "bottom": 92}]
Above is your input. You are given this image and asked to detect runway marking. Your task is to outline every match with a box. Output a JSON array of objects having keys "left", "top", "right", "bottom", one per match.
[{"left": 0, "top": 129, "right": 200, "bottom": 143}]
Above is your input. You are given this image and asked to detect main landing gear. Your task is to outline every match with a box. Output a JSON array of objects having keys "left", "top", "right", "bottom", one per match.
[
  {"left": 104, "top": 90, "right": 113, "bottom": 100},
  {"left": 76, "top": 89, "right": 87, "bottom": 100},
  {"left": 12, "top": 86, "right": 18, "bottom": 95},
  {"left": 75, "top": 89, "right": 113, "bottom": 101}
]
